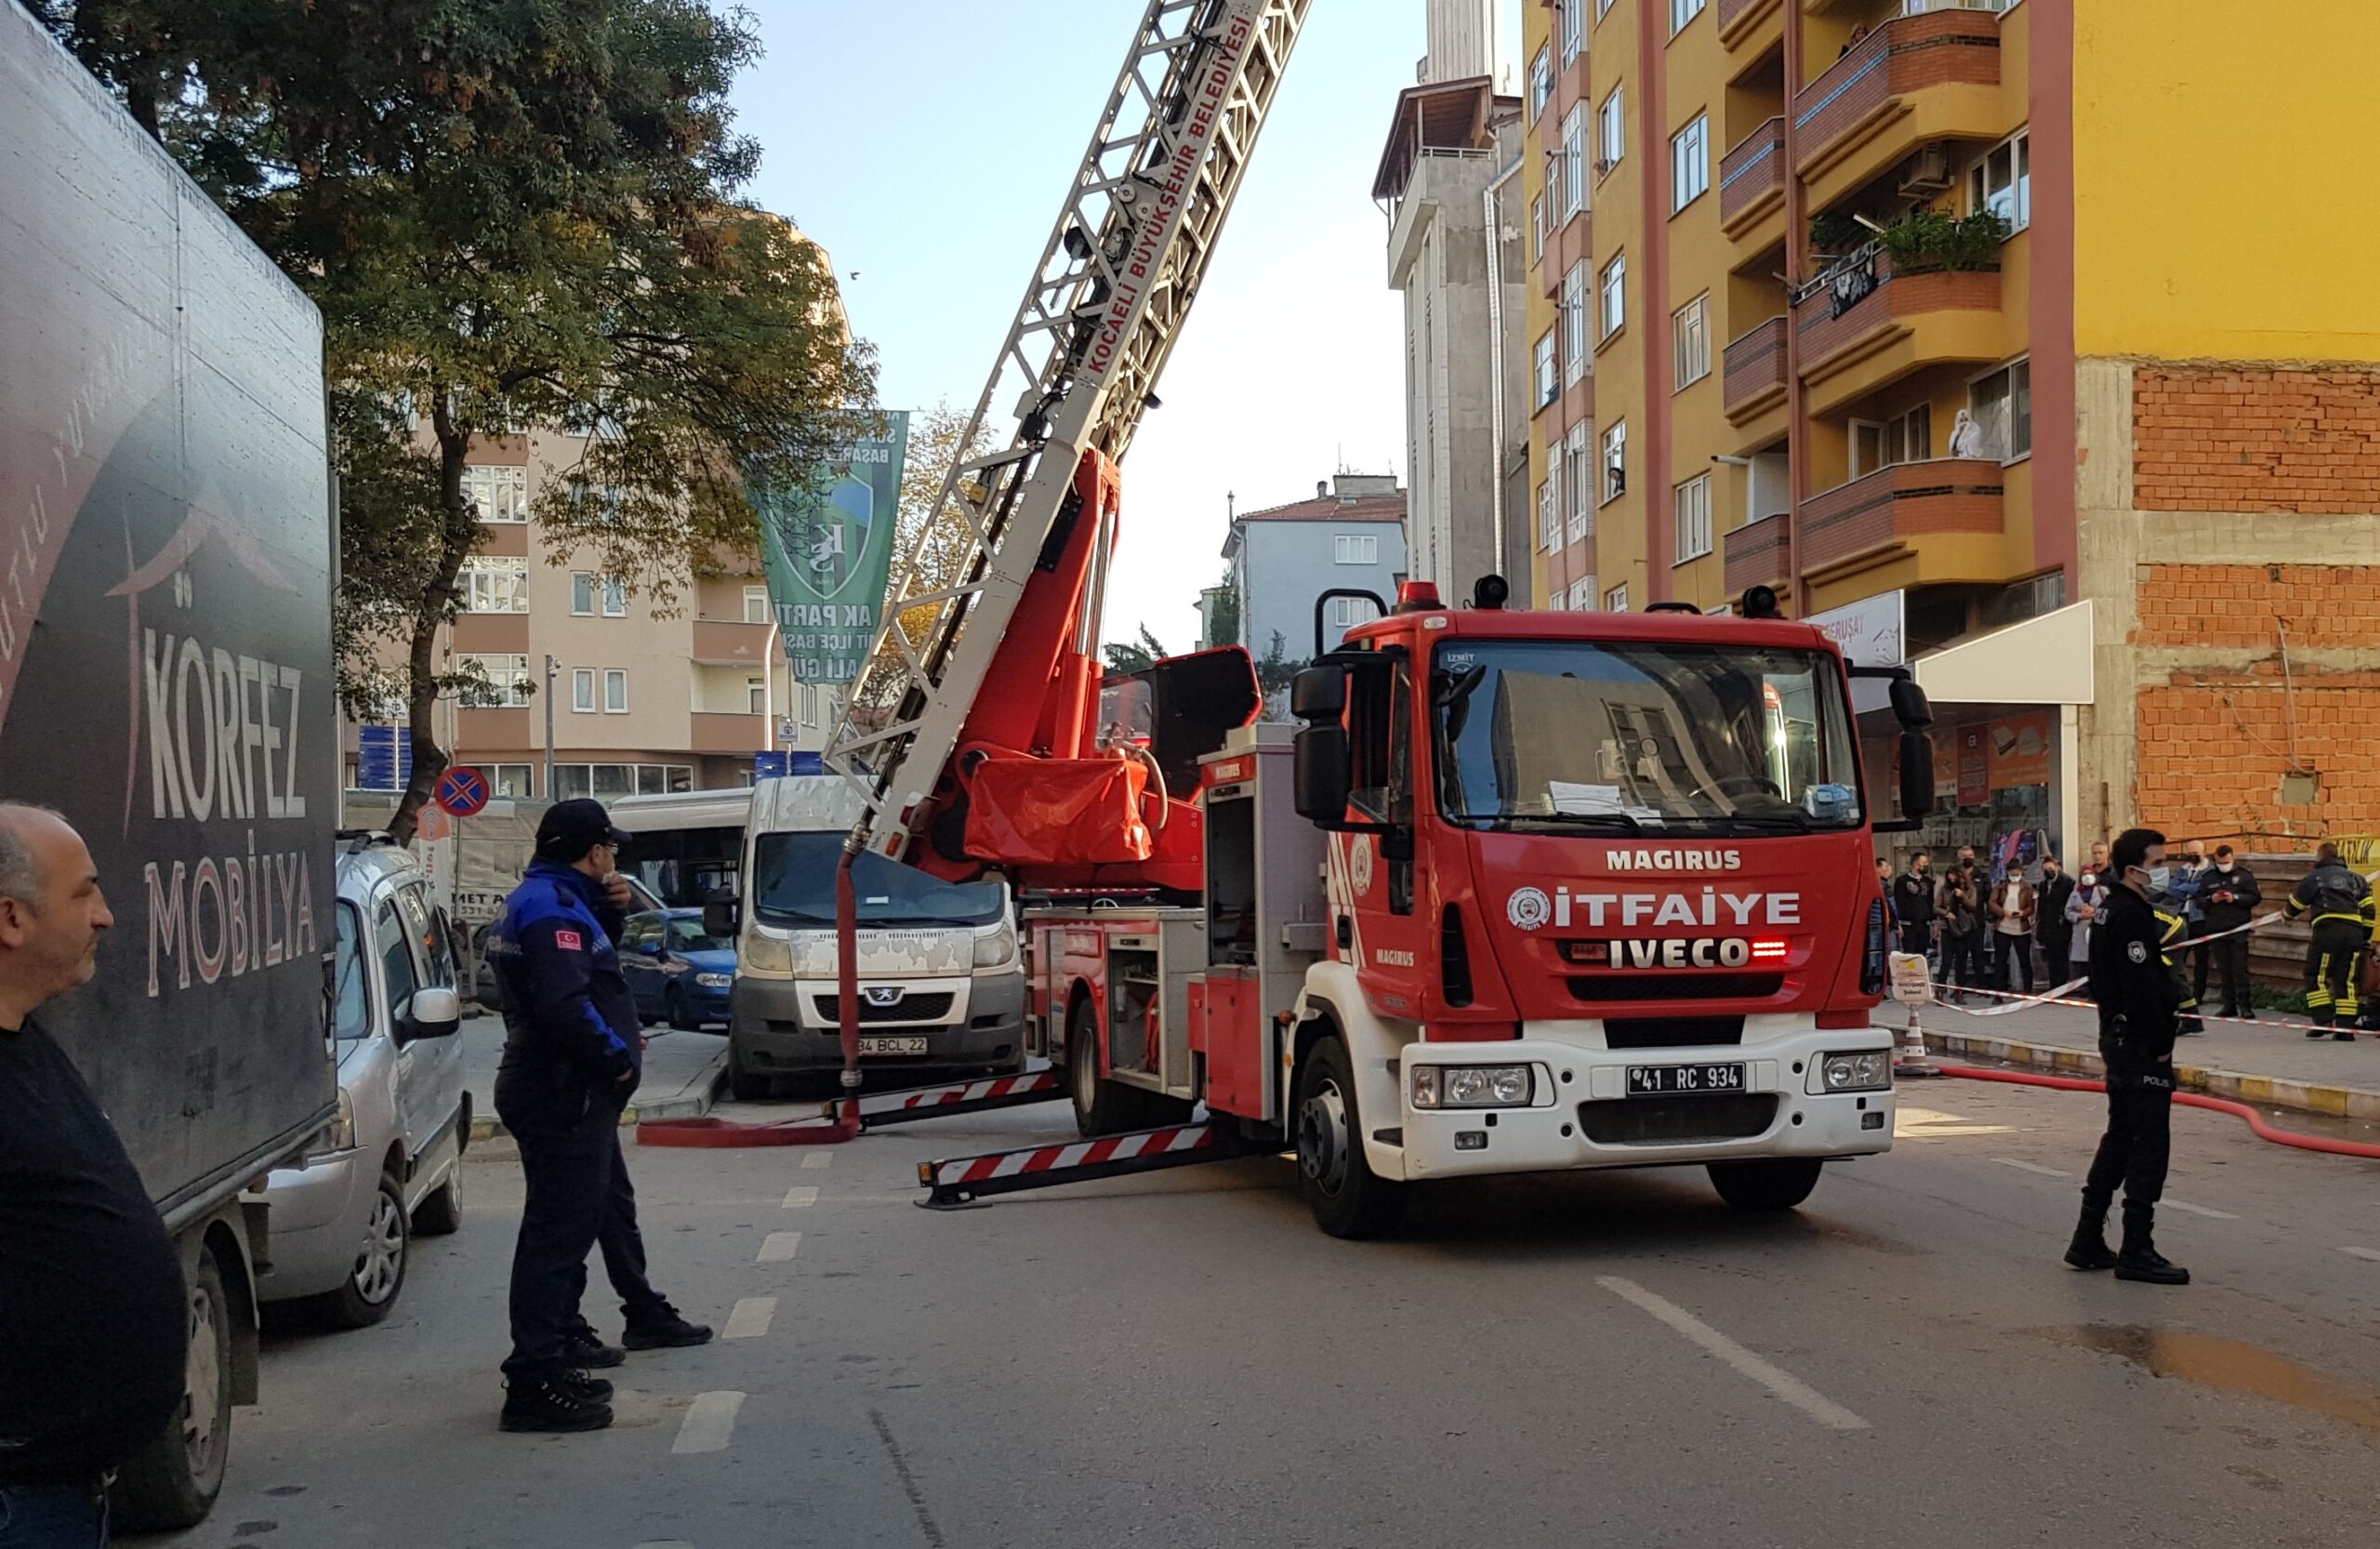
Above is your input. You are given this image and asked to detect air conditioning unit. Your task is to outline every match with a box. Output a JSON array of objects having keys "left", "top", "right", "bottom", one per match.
[{"left": 1897, "top": 146, "right": 1954, "bottom": 197}]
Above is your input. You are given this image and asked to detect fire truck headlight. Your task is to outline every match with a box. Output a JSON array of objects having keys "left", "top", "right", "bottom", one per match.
[
  {"left": 1433, "top": 1065, "right": 1533, "bottom": 1108},
  {"left": 1816, "top": 1052, "right": 1892, "bottom": 1093},
  {"left": 1410, "top": 1066, "right": 1440, "bottom": 1108}
]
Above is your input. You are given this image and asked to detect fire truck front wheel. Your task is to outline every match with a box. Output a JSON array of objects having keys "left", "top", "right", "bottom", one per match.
[
  {"left": 1295, "top": 1036, "right": 1408, "bottom": 1239},
  {"left": 1707, "top": 1158, "right": 1824, "bottom": 1211}
]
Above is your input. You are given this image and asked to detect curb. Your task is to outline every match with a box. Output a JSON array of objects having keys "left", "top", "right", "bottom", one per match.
[
  {"left": 1920, "top": 1029, "right": 2380, "bottom": 1123},
  {"left": 467, "top": 1046, "right": 732, "bottom": 1144}
]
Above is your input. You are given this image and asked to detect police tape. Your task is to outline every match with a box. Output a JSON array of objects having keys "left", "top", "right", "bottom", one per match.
[{"left": 1921, "top": 916, "right": 2333, "bottom": 1030}]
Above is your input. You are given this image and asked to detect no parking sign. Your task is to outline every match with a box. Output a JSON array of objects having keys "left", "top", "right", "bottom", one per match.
[{"left": 434, "top": 766, "right": 491, "bottom": 818}]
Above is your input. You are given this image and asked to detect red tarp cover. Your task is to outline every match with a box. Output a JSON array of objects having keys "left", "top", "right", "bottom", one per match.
[{"left": 964, "top": 757, "right": 1154, "bottom": 866}]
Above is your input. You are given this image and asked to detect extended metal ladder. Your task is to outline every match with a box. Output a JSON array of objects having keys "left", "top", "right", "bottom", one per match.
[{"left": 823, "top": 0, "right": 1314, "bottom": 860}]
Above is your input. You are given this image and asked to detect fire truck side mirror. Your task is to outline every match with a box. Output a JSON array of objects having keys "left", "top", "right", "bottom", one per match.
[
  {"left": 1289, "top": 664, "right": 1346, "bottom": 721},
  {"left": 1897, "top": 733, "right": 1936, "bottom": 822},
  {"left": 1888, "top": 676, "right": 1933, "bottom": 727},
  {"left": 1293, "top": 725, "right": 1353, "bottom": 825}
]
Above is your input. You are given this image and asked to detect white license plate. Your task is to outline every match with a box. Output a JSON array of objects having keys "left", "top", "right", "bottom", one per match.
[
  {"left": 1626, "top": 1062, "right": 1748, "bottom": 1096},
  {"left": 857, "top": 1036, "right": 930, "bottom": 1056}
]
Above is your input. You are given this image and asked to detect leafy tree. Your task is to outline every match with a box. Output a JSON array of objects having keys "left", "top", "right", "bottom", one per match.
[
  {"left": 40, "top": 0, "right": 875, "bottom": 837},
  {"left": 1102, "top": 626, "right": 1170, "bottom": 677},
  {"left": 1252, "top": 631, "right": 1306, "bottom": 722},
  {"left": 1205, "top": 568, "right": 1241, "bottom": 650}
]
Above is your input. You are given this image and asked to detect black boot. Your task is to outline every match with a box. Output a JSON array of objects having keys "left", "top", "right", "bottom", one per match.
[
  {"left": 2114, "top": 1213, "right": 2189, "bottom": 1285},
  {"left": 623, "top": 1303, "right": 715, "bottom": 1351},
  {"left": 563, "top": 1324, "right": 627, "bottom": 1370},
  {"left": 501, "top": 1369, "right": 615, "bottom": 1433},
  {"left": 2064, "top": 1209, "right": 2118, "bottom": 1272}
]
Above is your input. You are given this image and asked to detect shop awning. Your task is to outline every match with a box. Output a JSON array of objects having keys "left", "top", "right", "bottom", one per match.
[{"left": 1914, "top": 601, "right": 2096, "bottom": 707}]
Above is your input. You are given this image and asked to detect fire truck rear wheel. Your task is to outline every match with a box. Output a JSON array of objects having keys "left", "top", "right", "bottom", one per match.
[
  {"left": 1067, "top": 1000, "right": 1139, "bottom": 1138},
  {"left": 1706, "top": 1158, "right": 1823, "bottom": 1211},
  {"left": 1295, "top": 1034, "right": 1407, "bottom": 1239}
]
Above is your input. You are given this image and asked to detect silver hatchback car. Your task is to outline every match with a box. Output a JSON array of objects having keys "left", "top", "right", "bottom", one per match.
[{"left": 258, "top": 841, "right": 468, "bottom": 1326}]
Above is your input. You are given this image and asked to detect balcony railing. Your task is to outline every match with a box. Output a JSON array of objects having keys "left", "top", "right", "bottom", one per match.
[
  {"left": 1718, "top": 117, "right": 1785, "bottom": 230},
  {"left": 1719, "top": 0, "right": 1781, "bottom": 46},
  {"left": 1722, "top": 315, "right": 1789, "bottom": 418},
  {"left": 1724, "top": 510, "right": 1792, "bottom": 595},
  {"left": 688, "top": 710, "right": 768, "bottom": 757},
  {"left": 1379, "top": 145, "right": 1498, "bottom": 226},
  {"left": 1792, "top": 8, "right": 2002, "bottom": 173},
  {"left": 691, "top": 616, "right": 773, "bottom": 667},
  {"left": 1792, "top": 245, "right": 2000, "bottom": 378},
  {"left": 1799, "top": 458, "right": 2004, "bottom": 575}
]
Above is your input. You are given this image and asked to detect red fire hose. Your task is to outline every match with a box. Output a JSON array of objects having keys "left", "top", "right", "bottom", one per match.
[{"left": 1937, "top": 1064, "right": 2380, "bottom": 1160}]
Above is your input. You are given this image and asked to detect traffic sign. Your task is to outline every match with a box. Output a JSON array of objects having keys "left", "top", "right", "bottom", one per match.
[{"left": 434, "top": 766, "right": 491, "bottom": 818}]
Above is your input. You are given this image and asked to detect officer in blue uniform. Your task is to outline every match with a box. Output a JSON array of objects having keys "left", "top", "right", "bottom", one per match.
[{"left": 489, "top": 800, "right": 708, "bottom": 1433}]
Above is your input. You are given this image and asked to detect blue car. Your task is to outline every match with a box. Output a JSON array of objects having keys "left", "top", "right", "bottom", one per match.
[{"left": 620, "top": 908, "right": 736, "bottom": 1032}]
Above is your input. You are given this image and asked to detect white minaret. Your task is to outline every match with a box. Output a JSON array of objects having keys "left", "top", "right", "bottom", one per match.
[{"left": 1423, "top": 0, "right": 1502, "bottom": 85}]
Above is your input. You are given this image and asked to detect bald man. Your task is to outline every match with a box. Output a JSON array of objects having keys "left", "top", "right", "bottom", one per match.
[{"left": 0, "top": 805, "right": 185, "bottom": 1546}]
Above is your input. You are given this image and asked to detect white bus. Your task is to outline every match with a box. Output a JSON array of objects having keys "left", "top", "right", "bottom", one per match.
[{"left": 611, "top": 788, "right": 756, "bottom": 910}]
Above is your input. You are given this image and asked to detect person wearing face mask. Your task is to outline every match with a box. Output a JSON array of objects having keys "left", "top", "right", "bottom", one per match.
[
  {"left": 2172, "top": 841, "right": 2213, "bottom": 1006},
  {"left": 2066, "top": 828, "right": 2189, "bottom": 1285},
  {"left": 2284, "top": 842, "right": 2371, "bottom": 1040},
  {"left": 2036, "top": 855, "right": 2075, "bottom": 986},
  {"left": 2064, "top": 864, "right": 2107, "bottom": 999},
  {"left": 1892, "top": 853, "right": 1937, "bottom": 959},
  {"left": 2197, "top": 845, "right": 2262, "bottom": 1019}
]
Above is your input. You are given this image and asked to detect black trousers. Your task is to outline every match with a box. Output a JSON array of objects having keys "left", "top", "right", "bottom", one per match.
[
  {"left": 2306, "top": 920, "right": 2366, "bottom": 1027},
  {"left": 1992, "top": 931, "right": 2035, "bottom": 992},
  {"left": 2205, "top": 930, "right": 2252, "bottom": 1013},
  {"left": 2038, "top": 927, "right": 2072, "bottom": 983},
  {"left": 570, "top": 1128, "right": 666, "bottom": 1332},
  {"left": 1941, "top": 931, "right": 1986, "bottom": 990},
  {"left": 501, "top": 1097, "right": 618, "bottom": 1378},
  {"left": 2082, "top": 1059, "right": 2174, "bottom": 1238},
  {"left": 1897, "top": 921, "right": 1934, "bottom": 959}
]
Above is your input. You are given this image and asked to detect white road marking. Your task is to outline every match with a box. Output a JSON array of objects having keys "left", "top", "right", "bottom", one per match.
[
  {"left": 757, "top": 1231, "right": 802, "bottom": 1264},
  {"left": 723, "top": 1297, "right": 776, "bottom": 1340},
  {"left": 801, "top": 1151, "right": 834, "bottom": 1169},
  {"left": 2161, "top": 1198, "right": 2238, "bottom": 1221},
  {"left": 1992, "top": 1158, "right": 2071, "bottom": 1178},
  {"left": 671, "top": 1391, "right": 745, "bottom": 1455},
  {"left": 630, "top": 1542, "right": 695, "bottom": 1548},
  {"left": 2340, "top": 1247, "right": 2380, "bottom": 1264},
  {"left": 782, "top": 1185, "right": 821, "bottom": 1209},
  {"left": 1596, "top": 1277, "right": 1871, "bottom": 1433}
]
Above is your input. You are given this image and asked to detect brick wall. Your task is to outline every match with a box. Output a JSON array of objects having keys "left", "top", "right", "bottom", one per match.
[
  {"left": 2135, "top": 672, "right": 2380, "bottom": 840},
  {"left": 2135, "top": 563, "right": 2380, "bottom": 651},
  {"left": 1793, "top": 9, "right": 2001, "bottom": 163},
  {"left": 2134, "top": 368, "right": 2380, "bottom": 513}
]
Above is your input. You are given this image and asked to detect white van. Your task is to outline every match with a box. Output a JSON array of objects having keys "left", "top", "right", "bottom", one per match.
[{"left": 716, "top": 776, "right": 1025, "bottom": 1100}]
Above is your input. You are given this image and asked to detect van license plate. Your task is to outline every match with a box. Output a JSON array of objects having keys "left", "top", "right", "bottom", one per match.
[
  {"left": 858, "top": 1036, "right": 930, "bottom": 1056},
  {"left": 1626, "top": 1062, "right": 1747, "bottom": 1096}
]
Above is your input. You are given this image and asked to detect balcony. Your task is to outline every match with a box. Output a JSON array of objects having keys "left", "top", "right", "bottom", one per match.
[
  {"left": 1792, "top": 245, "right": 2003, "bottom": 415},
  {"left": 1724, "top": 511, "right": 1792, "bottom": 595},
  {"left": 692, "top": 616, "right": 774, "bottom": 668},
  {"left": 1718, "top": 117, "right": 1786, "bottom": 241},
  {"left": 1722, "top": 315, "right": 1789, "bottom": 423},
  {"left": 1799, "top": 459, "right": 2003, "bottom": 577},
  {"left": 689, "top": 710, "right": 769, "bottom": 757},
  {"left": 1792, "top": 8, "right": 2003, "bottom": 199},
  {"left": 1719, "top": 0, "right": 1784, "bottom": 52}
]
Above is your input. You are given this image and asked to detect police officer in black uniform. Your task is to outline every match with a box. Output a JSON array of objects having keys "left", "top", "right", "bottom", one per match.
[
  {"left": 2285, "top": 841, "right": 2372, "bottom": 1040},
  {"left": 489, "top": 800, "right": 709, "bottom": 1433},
  {"left": 2065, "top": 827, "right": 2190, "bottom": 1286}
]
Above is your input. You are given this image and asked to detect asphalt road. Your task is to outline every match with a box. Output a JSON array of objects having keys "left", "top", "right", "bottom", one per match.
[{"left": 157, "top": 1078, "right": 2380, "bottom": 1549}]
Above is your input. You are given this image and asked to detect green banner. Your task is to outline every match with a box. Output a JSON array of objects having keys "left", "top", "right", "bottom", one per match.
[{"left": 756, "top": 412, "right": 909, "bottom": 686}]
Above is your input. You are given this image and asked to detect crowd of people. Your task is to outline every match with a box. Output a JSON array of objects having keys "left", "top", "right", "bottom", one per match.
[{"left": 1884, "top": 837, "right": 2375, "bottom": 1037}]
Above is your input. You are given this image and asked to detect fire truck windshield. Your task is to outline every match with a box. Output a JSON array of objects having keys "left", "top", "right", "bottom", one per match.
[
  {"left": 1434, "top": 641, "right": 1863, "bottom": 833},
  {"left": 752, "top": 832, "right": 1009, "bottom": 927}
]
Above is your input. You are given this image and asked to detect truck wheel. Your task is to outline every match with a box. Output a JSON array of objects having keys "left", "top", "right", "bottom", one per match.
[
  {"left": 728, "top": 1036, "right": 775, "bottom": 1102},
  {"left": 1708, "top": 1158, "right": 1823, "bottom": 1211},
  {"left": 110, "top": 1248, "right": 232, "bottom": 1531},
  {"left": 325, "top": 1173, "right": 409, "bottom": 1328},
  {"left": 1294, "top": 1035, "right": 1407, "bottom": 1239},
  {"left": 1066, "top": 1000, "right": 1138, "bottom": 1138},
  {"left": 412, "top": 1161, "right": 464, "bottom": 1237}
]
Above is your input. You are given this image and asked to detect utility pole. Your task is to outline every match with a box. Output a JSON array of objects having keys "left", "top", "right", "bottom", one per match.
[{"left": 543, "top": 654, "right": 559, "bottom": 800}]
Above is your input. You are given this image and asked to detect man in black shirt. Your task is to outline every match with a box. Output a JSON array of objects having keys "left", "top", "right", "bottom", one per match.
[
  {"left": 0, "top": 805, "right": 187, "bottom": 1545},
  {"left": 1892, "top": 853, "right": 1937, "bottom": 960},
  {"left": 2035, "top": 855, "right": 2075, "bottom": 986},
  {"left": 2065, "top": 827, "right": 2190, "bottom": 1287}
]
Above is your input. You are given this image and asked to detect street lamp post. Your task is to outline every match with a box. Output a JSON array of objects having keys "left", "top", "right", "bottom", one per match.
[{"left": 543, "top": 654, "right": 559, "bottom": 800}]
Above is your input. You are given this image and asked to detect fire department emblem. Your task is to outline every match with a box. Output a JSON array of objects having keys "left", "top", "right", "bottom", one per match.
[
  {"left": 1507, "top": 887, "right": 1553, "bottom": 933},
  {"left": 1349, "top": 836, "right": 1375, "bottom": 898}
]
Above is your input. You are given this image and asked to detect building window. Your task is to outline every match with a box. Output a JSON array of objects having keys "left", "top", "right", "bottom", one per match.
[
  {"left": 1597, "top": 87, "right": 1624, "bottom": 173},
  {"left": 572, "top": 669, "right": 596, "bottom": 713},
  {"left": 1528, "top": 196, "right": 1544, "bottom": 265},
  {"left": 747, "top": 678, "right": 768, "bottom": 715},
  {"left": 744, "top": 586, "right": 772, "bottom": 625},
  {"left": 601, "top": 577, "right": 627, "bottom": 617},
  {"left": 1850, "top": 404, "right": 1933, "bottom": 477},
  {"left": 1601, "top": 420, "right": 1627, "bottom": 505},
  {"left": 1599, "top": 254, "right": 1626, "bottom": 340},
  {"left": 800, "top": 683, "right": 819, "bottom": 728},
  {"left": 1535, "top": 329, "right": 1560, "bottom": 408},
  {"left": 1671, "top": 0, "right": 1705, "bottom": 33},
  {"left": 485, "top": 763, "right": 536, "bottom": 798},
  {"left": 603, "top": 669, "right": 628, "bottom": 713},
  {"left": 549, "top": 763, "right": 694, "bottom": 802},
  {"left": 1566, "top": 1, "right": 1588, "bottom": 62},
  {"left": 1563, "top": 261, "right": 1590, "bottom": 382},
  {"left": 1674, "top": 474, "right": 1714, "bottom": 563},
  {"left": 1606, "top": 583, "right": 1630, "bottom": 613},
  {"left": 1671, "top": 113, "right": 1709, "bottom": 213},
  {"left": 1673, "top": 294, "right": 1711, "bottom": 391},
  {"left": 1538, "top": 477, "right": 1559, "bottom": 552},
  {"left": 464, "top": 463, "right": 528, "bottom": 523},
  {"left": 1329, "top": 595, "right": 1371, "bottom": 630},
  {"left": 1569, "top": 578, "right": 1594, "bottom": 611},
  {"left": 1529, "top": 45, "right": 1554, "bottom": 120},
  {"left": 1561, "top": 104, "right": 1587, "bottom": 218},
  {"left": 1969, "top": 358, "right": 2033, "bottom": 462},
  {"left": 459, "top": 557, "right": 529, "bottom": 614},
  {"left": 1592, "top": 0, "right": 1614, "bottom": 25},
  {"left": 571, "top": 573, "right": 596, "bottom": 616},
  {"left": 1567, "top": 424, "right": 1593, "bottom": 542},
  {"left": 1546, "top": 589, "right": 1567, "bottom": 613},
  {"left": 1969, "top": 129, "right": 2030, "bottom": 232},
  {"left": 457, "top": 653, "right": 533, "bottom": 708},
  {"left": 1334, "top": 534, "right": 1379, "bottom": 565}
]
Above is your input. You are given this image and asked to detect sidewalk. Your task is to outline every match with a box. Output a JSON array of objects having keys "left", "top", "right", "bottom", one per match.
[
  {"left": 1906, "top": 988, "right": 2380, "bottom": 1122},
  {"left": 461, "top": 1011, "right": 729, "bottom": 1141}
]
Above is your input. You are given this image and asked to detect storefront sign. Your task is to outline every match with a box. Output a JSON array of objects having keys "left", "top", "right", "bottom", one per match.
[
  {"left": 1807, "top": 590, "right": 1905, "bottom": 669},
  {"left": 1986, "top": 709, "right": 2053, "bottom": 790},
  {"left": 1957, "top": 726, "right": 1990, "bottom": 807}
]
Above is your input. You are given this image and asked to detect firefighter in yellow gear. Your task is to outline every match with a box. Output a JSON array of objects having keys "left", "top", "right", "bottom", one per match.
[
  {"left": 2149, "top": 888, "right": 2204, "bottom": 1036},
  {"left": 2284, "top": 842, "right": 2371, "bottom": 1040}
]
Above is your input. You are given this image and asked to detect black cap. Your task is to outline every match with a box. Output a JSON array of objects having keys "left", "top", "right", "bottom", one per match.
[{"left": 536, "top": 798, "right": 631, "bottom": 861}]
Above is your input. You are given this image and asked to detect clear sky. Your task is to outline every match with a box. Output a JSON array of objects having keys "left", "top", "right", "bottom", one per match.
[{"left": 733, "top": 1, "right": 1520, "bottom": 656}]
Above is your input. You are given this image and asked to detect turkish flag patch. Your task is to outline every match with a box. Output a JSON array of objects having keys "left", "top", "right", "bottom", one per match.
[{"left": 555, "top": 929, "right": 585, "bottom": 952}]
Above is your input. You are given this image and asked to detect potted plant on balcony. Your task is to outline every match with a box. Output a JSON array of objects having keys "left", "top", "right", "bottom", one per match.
[
  {"left": 1877, "top": 208, "right": 2008, "bottom": 274},
  {"left": 1808, "top": 211, "right": 1865, "bottom": 259}
]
